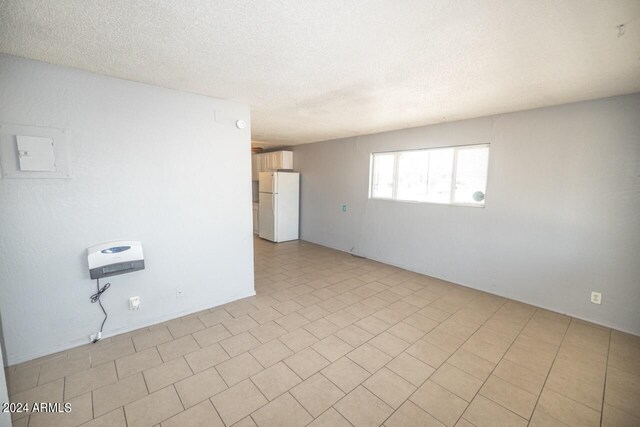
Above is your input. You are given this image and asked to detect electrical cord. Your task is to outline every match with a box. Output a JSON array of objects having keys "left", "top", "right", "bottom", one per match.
[{"left": 90, "top": 278, "right": 110, "bottom": 343}]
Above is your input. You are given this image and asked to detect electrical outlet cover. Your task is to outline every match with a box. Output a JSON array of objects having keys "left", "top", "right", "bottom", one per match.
[
  {"left": 129, "top": 296, "right": 140, "bottom": 310},
  {"left": 590, "top": 292, "right": 602, "bottom": 305}
]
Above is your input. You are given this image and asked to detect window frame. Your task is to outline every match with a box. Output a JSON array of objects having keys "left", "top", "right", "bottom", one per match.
[{"left": 369, "top": 143, "right": 490, "bottom": 208}]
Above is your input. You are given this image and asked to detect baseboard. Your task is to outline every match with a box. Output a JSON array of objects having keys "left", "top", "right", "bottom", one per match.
[{"left": 5, "top": 289, "right": 256, "bottom": 367}]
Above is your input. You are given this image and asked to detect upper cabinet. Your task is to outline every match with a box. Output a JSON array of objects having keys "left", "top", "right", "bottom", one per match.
[{"left": 252, "top": 151, "right": 293, "bottom": 180}]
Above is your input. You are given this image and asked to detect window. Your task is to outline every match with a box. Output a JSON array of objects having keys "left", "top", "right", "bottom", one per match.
[{"left": 369, "top": 144, "right": 489, "bottom": 206}]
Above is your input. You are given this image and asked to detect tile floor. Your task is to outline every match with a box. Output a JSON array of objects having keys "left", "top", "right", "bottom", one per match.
[{"left": 5, "top": 238, "right": 640, "bottom": 426}]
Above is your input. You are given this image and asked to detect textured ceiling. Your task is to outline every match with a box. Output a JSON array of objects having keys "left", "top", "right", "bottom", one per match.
[{"left": 1, "top": 0, "right": 639, "bottom": 145}]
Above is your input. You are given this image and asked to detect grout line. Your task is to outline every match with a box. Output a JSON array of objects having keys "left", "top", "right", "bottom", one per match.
[
  {"left": 600, "top": 327, "right": 612, "bottom": 426},
  {"left": 521, "top": 313, "right": 573, "bottom": 425},
  {"left": 378, "top": 297, "right": 513, "bottom": 426}
]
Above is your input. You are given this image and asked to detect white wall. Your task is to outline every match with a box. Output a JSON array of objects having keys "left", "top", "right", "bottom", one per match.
[
  {"left": 0, "top": 338, "right": 10, "bottom": 427},
  {"left": 0, "top": 54, "right": 255, "bottom": 365},
  {"left": 294, "top": 94, "right": 640, "bottom": 335}
]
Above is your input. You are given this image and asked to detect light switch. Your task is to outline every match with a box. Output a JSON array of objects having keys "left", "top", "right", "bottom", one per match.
[{"left": 16, "top": 135, "right": 56, "bottom": 171}]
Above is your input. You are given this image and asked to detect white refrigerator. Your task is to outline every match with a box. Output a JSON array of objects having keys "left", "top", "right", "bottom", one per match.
[{"left": 259, "top": 171, "right": 300, "bottom": 242}]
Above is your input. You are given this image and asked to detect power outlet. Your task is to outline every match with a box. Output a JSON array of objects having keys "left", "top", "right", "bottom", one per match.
[
  {"left": 129, "top": 296, "right": 140, "bottom": 310},
  {"left": 176, "top": 287, "right": 184, "bottom": 298},
  {"left": 341, "top": 204, "right": 347, "bottom": 212},
  {"left": 590, "top": 291, "right": 602, "bottom": 305}
]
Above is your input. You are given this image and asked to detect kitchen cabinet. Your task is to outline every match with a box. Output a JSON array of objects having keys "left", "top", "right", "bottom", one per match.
[{"left": 252, "top": 150, "right": 293, "bottom": 180}]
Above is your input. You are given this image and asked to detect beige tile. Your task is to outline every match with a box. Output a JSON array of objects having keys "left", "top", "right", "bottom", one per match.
[
  {"left": 93, "top": 372, "right": 148, "bottom": 417},
  {"left": 387, "top": 352, "right": 435, "bottom": 386},
  {"left": 550, "top": 355, "right": 606, "bottom": 388},
  {"left": 38, "top": 356, "right": 91, "bottom": 385},
  {"left": 284, "top": 347, "right": 330, "bottom": 379},
  {"left": 385, "top": 400, "right": 446, "bottom": 427},
  {"left": 143, "top": 357, "right": 192, "bottom": 392},
  {"left": 536, "top": 388, "right": 600, "bottom": 427},
  {"left": 192, "top": 325, "right": 232, "bottom": 347},
  {"left": 228, "top": 300, "right": 260, "bottom": 317},
  {"left": 321, "top": 357, "right": 371, "bottom": 393},
  {"left": 174, "top": 366, "right": 227, "bottom": 408},
  {"left": 546, "top": 370, "right": 603, "bottom": 411},
  {"left": 28, "top": 391, "right": 93, "bottom": 427},
  {"left": 161, "top": 400, "right": 224, "bottom": 427},
  {"left": 291, "top": 373, "right": 345, "bottom": 416},
  {"left": 216, "top": 352, "right": 263, "bottom": 386},
  {"left": 356, "top": 316, "right": 390, "bottom": 335},
  {"left": 223, "top": 315, "right": 260, "bottom": 335},
  {"left": 9, "top": 378, "right": 63, "bottom": 421},
  {"left": 157, "top": 335, "right": 200, "bottom": 362},
  {"left": 251, "top": 392, "right": 313, "bottom": 427},
  {"left": 347, "top": 343, "right": 392, "bottom": 373},
  {"left": 251, "top": 362, "right": 302, "bottom": 400},
  {"left": 462, "top": 395, "right": 527, "bottom": 427},
  {"left": 305, "top": 318, "right": 340, "bottom": 339},
  {"left": 431, "top": 363, "right": 483, "bottom": 402},
  {"left": 406, "top": 339, "right": 451, "bottom": 369},
  {"left": 502, "top": 339, "right": 556, "bottom": 376},
  {"left": 279, "top": 328, "right": 319, "bottom": 352},
  {"left": 124, "top": 386, "right": 183, "bottom": 427},
  {"left": 404, "top": 313, "right": 440, "bottom": 333},
  {"left": 419, "top": 307, "right": 452, "bottom": 323},
  {"left": 387, "top": 322, "right": 426, "bottom": 343},
  {"left": 251, "top": 339, "right": 293, "bottom": 367},
  {"left": 199, "top": 308, "right": 233, "bottom": 327},
  {"left": 293, "top": 293, "right": 322, "bottom": 307},
  {"left": 116, "top": 347, "right": 163, "bottom": 379},
  {"left": 82, "top": 408, "right": 127, "bottom": 427},
  {"left": 132, "top": 328, "right": 174, "bottom": 352},
  {"left": 273, "top": 300, "right": 304, "bottom": 315},
  {"left": 307, "top": 407, "right": 352, "bottom": 427},
  {"left": 167, "top": 316, "right": 206, "bottom": 339},
  {"left": 299, "top": 304, "right": 331, "bottom": 321},
  {"left": 462, "top": 336, "right": 509, "bottom": 365},
  {"left": 326, "top": 310, "right": 360, "bottom": 328},
  {"left": 363, "top": 367, "right": 416, "bottom": 408},
  {"left": 435, "top": 320, "right": 479, "bottom": 342},
  {"left": 250, "top": 321, "right": 288, "bottom": 343},
  {"left": 410, "top": 380, "right": 468, "bottom": 426},
  {"left": 345, "top": 302, "right": 377, "bottom": 318},
  {"left": 184, "top": 343, "right": 229, "bottom": 373},
  {"left": 312, "top": 335, "right": 354, "bottom": 362},
  {"left": 529, "top": 409, "right": 569, "bottom": 427},
  {"left": 250, "top": 307, "right": 283, "bottom": 325},
  {"left": 369, "top": 331, "right": 410, "bottom": 357},
  {"left": 602, "top": 403, "right": 640, "bottom": 427},
  {"left": 335, "top": 324, "right": 374, "bottom": 347},
  {"left": 447, "top": 349, "right": 495, "bottom": 381},
  {"left": 91, "top": 338, "right": 136, "bottom": 367},
  {"left": 65, "top": 361, "right": 117, "bottom": 399},
  {"left": 372, "top": 307, "right": 406, "bottom": 325},
  {"left": 362, "top": 295, "right": 389, "bottom": 309},
  {"left": 492, "top": 358, "right": 546, "bottom": 395},
  {"left": 424, "top": 330, "right": 466, "bottom": 353},
  {"left": 234, "top": 415, "right": 258, "bottom": 426},
  {"left": 335, "top": 385, "right": 394, "bottom": 427},
  {"left": 220, "top": 332, "right": 261, "bottom": 357},
  {"left": 479, "top": 375, "right": 537, "bottom": 419},
  {"left": 210, "top": 379, "right": 267, "bottom": 426},
  {"left": 274, "top": 312, "right": 310, "bottom": 331},
  {"left": 5, "top": 364, "right": 40, "bottom": 395},
  {"left": 604, "top": 365, "right": 640, "bottom": 417}
]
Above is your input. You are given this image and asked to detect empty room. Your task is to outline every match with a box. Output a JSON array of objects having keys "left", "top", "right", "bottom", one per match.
[{"left": 0, "top": 1, "right": 639, "bottom": 427}]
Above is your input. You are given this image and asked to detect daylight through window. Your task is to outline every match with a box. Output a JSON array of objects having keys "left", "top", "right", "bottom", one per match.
[{"left": 370, "top": 144, "right": 489, "bottom": 206}]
